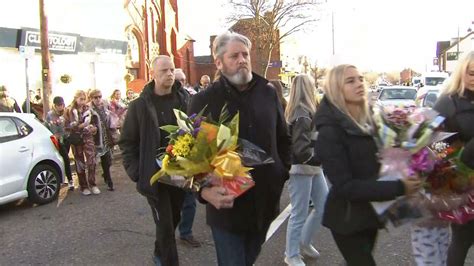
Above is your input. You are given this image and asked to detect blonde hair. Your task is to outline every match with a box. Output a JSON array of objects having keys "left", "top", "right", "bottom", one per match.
[
  {"left": 65, "top": 90, "right": 86, "bottom": 121},
  {"left": 69, "top": 90, "right": 86, "bottom": 109},
  {"left": 443, "top": 51, "right": 474, "bottom": 97},
  {"left": 323, "top": 64, "right": 371, "bottom": 130},
  {"left": 285, "top": 74, "right": 318, "bottom": 123},
  {"left": 110, "top": 89, "right": 120, "bottom": 100}
]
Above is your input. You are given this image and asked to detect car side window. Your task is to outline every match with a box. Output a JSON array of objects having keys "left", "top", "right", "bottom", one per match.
[
  {"left": 0, "top": 117, "right": 20, "bottom": 142},
  {"left": 14, "top": 118, "right": 33, "bottom": 136},
  {"left": 0, "top": 117, "right": 33, "bottom": 143}
]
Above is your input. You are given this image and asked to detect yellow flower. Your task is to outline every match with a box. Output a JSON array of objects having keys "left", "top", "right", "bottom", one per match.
[
  {"left": 162, "top": 154, "right": 170, "bottom": 169},
  {"left": 172, "top": 134, "right": 194, "bottom": 157}
]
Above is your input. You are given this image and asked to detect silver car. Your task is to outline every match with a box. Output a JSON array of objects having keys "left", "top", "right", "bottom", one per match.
[
  {"left": 0, "top": 112, "right": 65, "bottom": 205},
  {"left": 376, "top": 86, "right": 417, "bottom": 108}
]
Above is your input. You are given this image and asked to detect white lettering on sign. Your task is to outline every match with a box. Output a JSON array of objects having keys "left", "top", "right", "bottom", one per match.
[{"left": 25, "top": 31, "right": 77, "bottom": 52}]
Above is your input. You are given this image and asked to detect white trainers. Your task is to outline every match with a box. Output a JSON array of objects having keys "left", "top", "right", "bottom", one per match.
[
  {"left": 284, "top": 255, "right": 305, "bottom": 266},
  {"left": 91, "top": 186, "right": 101, "bottom": 195},
  {"left": 81, "top": 188, "right": 92, "bottom": 196},
  {"left": 300, "top": 244, "right": 320, "bottom": 259}
]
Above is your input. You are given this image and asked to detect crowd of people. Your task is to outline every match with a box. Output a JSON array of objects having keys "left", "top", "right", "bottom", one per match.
[
  {"left": 1, "top": 84, "right": 137, "bottom": 194},
  {"left": 118, "top": 31, "right": 474, "bottom": 266},
  {"left": 2, "top": 30, "right": 473, "bottom": 266}
]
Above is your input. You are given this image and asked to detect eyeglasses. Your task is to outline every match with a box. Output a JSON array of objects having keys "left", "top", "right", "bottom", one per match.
[{"left": 93, "top": 95, "right": 102, "bottom": 99}]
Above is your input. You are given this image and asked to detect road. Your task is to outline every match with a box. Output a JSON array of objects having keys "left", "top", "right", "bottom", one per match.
[{"left": 1, "top": 153, "right": 473, "bottom": 265}]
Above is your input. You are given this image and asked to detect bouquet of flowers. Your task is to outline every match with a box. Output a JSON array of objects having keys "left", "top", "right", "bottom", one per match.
[
  {"left": 150, "top": 106, "right": 274, "bottom": 197},
  {"left": 426, "top": 141, "right": 474, "bottom": 224},
  {"left": 370, "top": 105, "right": 451, "bottom": 220}
]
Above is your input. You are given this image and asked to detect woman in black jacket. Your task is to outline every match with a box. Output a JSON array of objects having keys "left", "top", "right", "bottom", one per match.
[
  {"left": 284, "top": 74, "right": 328, "bottom": 265},
  {"left": 433, "top": 51, "right": 474, "bottom": 266},
  {"left": 314, "top": 64, "right": 421, "bottom": 265}
]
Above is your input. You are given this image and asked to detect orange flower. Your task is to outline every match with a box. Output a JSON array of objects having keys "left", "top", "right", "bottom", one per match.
[
  {"left": 199, "top": 122, "right": 218, "bottom": 143},
  {"left": 166, "top": 145, "right": 173, "bottom": 154}
]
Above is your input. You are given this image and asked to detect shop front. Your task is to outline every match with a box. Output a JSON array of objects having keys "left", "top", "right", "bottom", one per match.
[{"left": 0, "top": 27, "right": 127, "bottom": 106}]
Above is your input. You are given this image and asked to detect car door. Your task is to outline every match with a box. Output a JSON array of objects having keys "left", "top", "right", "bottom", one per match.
[{"left": 0, "top": 117, "right": 33, "bottom": 199}]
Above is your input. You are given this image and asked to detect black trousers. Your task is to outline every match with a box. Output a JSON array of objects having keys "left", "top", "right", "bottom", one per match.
[
  {"left": 147, "top": 183, "right": 185, "bottom": 266},
  {"left": 58, "top": 139, "right": 72, "bottom": 182},
  {"left": 100, "top": 151, "right": 113, "bottom": 188},
  {"left": 447, "top": 220, "right": 474, "bottom": 266},
  {"left": 331, "top": 228, "right": 378, "bottom": 266}
]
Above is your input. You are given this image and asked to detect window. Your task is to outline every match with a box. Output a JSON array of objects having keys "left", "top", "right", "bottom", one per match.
[
  {"left": 0, "top": 117, "right": 33, "bottom": 143},
  {"left": 14, "top": 118, "right": 33, "bottom": 136},
  {"left": 0, "top": 118, "right": 18, "bottom": 138}
]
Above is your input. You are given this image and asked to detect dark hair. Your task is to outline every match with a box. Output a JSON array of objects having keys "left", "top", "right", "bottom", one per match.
[{"left": 53, "top": 96, "right": 64, "bottom": 105}]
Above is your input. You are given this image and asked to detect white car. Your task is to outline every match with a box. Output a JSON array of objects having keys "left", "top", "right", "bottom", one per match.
[
  {"left": 0, "top": 112, "right": 64, "bottom": 205},
  {"left": 376, "top": 86, "right": 417, "bottom": 108}
]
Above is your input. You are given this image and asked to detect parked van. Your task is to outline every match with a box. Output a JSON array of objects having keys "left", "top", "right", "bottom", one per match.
[
  {"left": 413, "top": 72, "right": 449, "bottom": 88},
  {"left": 415, "top": 72, "right": 449, "bottom": 103}
]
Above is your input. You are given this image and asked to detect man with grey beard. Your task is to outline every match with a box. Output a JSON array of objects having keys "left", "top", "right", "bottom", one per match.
[{"left": 188, "top": 31, "right": 291, "bottom": 265}]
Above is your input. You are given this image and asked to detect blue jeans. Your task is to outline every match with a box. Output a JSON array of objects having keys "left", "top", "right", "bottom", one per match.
[
  {"left": 178, "top": 191, "right": 196, "bottom": 238},
  {"left": 285, "top": 171, "right": 328, "bottom": 258},
  {"left": 211, "top": 226, "right": 266, "bottom": 266}
]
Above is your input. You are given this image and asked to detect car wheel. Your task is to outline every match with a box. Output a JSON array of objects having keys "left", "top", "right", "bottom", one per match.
[{"left": 27, "top": 164, "right": 60, "bottom": 204}]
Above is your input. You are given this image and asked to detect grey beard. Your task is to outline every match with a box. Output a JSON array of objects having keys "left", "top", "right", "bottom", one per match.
[{"left": 223, "top": 70, "right": 253, "bottom": 86}]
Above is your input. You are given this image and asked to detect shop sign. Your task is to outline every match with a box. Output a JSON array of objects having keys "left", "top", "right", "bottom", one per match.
[{"left": 20, "top": 28, "right": 79, "bottom": 53}]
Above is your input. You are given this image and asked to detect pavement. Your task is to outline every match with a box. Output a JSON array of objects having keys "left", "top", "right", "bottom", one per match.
[{"left": 1, "top": 152, "right": 474, "bottom": 265}]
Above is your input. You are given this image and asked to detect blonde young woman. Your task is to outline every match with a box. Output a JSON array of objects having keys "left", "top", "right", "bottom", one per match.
[
  {"left": 108, "top": 89, "right": 127, "bottom": 128},
  {"left": 284, "top": 74, "right": 328, "bottom": 266},
  {"left": 314, "top": 64, "right": 421, "bottom": 265},
  {"left": 434, "top": 51, "right": 474, "bottom": 266},
  {"left": 65, "top": 90, "right": 100, "bottom": 196}
]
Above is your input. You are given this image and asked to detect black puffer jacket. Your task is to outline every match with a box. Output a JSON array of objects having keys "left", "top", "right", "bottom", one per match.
[
  {"left": 314, "top": 97, "right": 405, "bottom": 235},
  {"left": 434, "top": 90, "right": 474, "bottom": 168},
  {"left": 119, "top": 81, "right": 189, "bottom": 198}
]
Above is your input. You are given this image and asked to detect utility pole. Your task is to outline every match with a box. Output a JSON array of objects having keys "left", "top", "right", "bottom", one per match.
[
  {"left": 331, "top": 11, "right": 335, "bottom": 55},
  {"left": 39, "top": 0, "right": 52, "bottom": 117},
  {"left": 456, "top": 25, "right": 460, "bottom": 60}
]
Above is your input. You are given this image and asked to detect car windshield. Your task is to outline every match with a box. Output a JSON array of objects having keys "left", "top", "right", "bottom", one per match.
[
  {"left": 379, "top": 89, "right": 416, "bottom": 100},
  {"left": 425, "top": 77, "right": 446, "bottom": 86}
]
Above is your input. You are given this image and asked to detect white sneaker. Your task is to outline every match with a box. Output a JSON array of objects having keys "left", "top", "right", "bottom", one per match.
[
  {"left": 284, "top": 256, "right": 305, "bottom": 266},
  {"left": 81, "top": 188, "right": 92, "bottom": 196},
  {"left": 300, "top": 244, "right": 320, "bottom": 259},
  {"left": 91, "top": 186, "right": 101, "bottom": 195}
]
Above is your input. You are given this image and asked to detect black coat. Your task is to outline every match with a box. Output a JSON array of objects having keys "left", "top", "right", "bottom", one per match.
[
  {"left": 119, "top": 80, "right": 189, "bottom": 198},
  {"left": 434, "top": 90, "right": 474, "bottom": 168},
  {"left": 314, "top": 97, "right": 405, "bottom": 235},
  {"left": 288, "top": 107, "right": 319, "bottom": 167},
  {"left": 188, "top": 73, "right": 291, "bottom": 234}
]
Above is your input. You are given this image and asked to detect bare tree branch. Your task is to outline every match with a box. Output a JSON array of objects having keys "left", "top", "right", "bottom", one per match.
[{"left": 226, "top": 0, "right": 320, "bottom": 77}]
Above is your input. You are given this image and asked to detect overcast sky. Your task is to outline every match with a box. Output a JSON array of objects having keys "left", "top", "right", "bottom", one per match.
[{"left": 179, "top": 0, "right": 474, "bottom": 72}]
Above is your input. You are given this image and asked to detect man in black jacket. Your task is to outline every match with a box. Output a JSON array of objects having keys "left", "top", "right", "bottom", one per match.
[
  {"left": 188, "top": 31, "right": 291, "bottom": 266},
  {"left": 119, "top": 55, "right": 189, "bottom": 266}
]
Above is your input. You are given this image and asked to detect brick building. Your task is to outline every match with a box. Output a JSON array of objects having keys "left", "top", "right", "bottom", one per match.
[
  {"left": 124, "top": 0, "right": 196, "bottom": 92},
  {"left": 190, "top": 20, "right": 282, "bottom": 83}
]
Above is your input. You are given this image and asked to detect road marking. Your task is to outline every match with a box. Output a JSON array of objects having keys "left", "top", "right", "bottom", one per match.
[{"left": 265, "top": 204, "right": 291, "bottom": 242}]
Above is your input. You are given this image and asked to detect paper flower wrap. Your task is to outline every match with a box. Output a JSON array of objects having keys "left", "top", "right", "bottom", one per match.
[
  {"left": 425, "top": 141, "right": 474, "bottom": 224},
  {"left": 150, "top": 107, "right": 274, "bottom": 197},
  {"left": 371, "top": 105, "right": 453, "bottom": 224}
]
